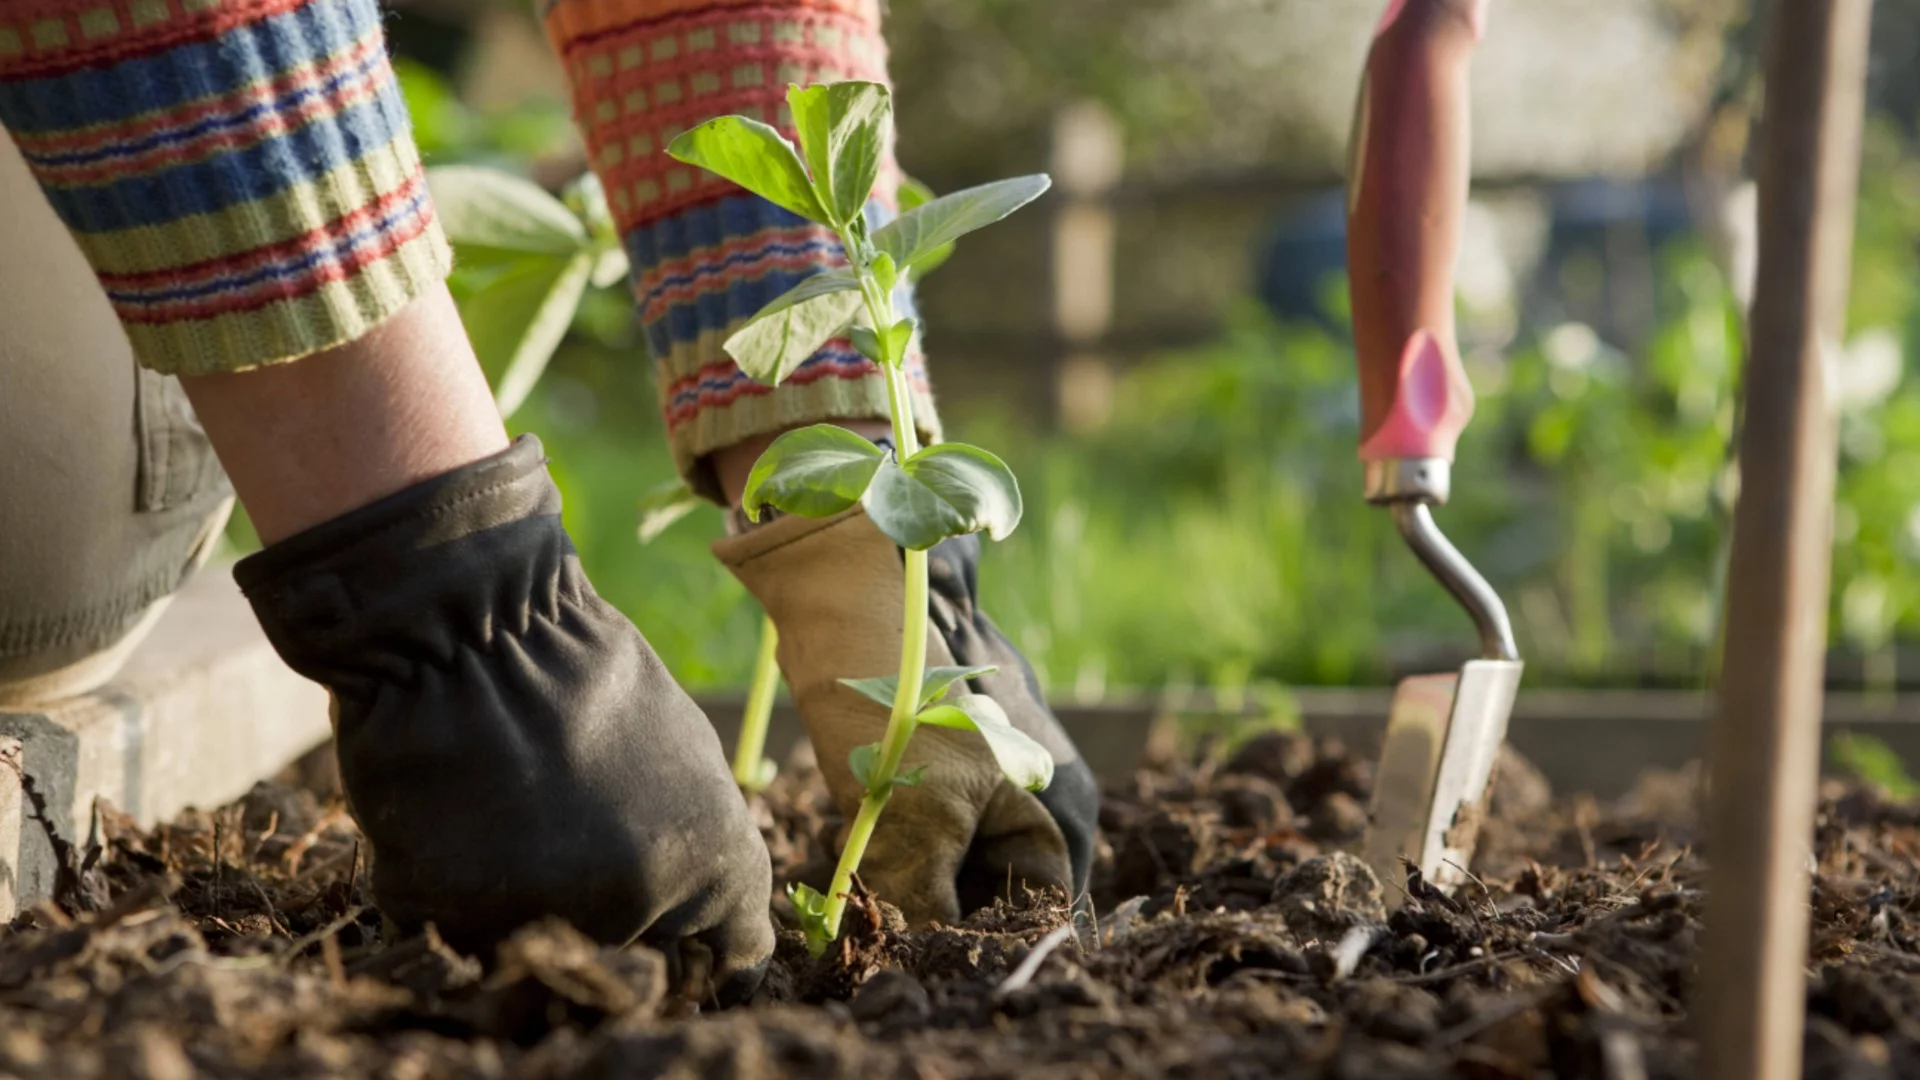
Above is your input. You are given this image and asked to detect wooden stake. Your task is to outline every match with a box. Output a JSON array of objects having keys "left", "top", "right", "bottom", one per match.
[{"left": 1700, "top": 4, "right": 1873, "bottom": 1080}]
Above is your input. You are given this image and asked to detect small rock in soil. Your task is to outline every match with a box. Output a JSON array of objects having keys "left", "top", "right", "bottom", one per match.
[
  {"left": 1273, "top": 853, "right": 1386, "bottom": 942},
  {"left": 1210, "top": 773, "right": 1291, "bottom": 831}
]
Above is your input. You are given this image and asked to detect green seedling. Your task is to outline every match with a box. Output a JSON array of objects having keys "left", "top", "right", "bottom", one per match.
[
  {"left": 1829, "top": 732, "right": 1920, "bottom": 801},
  {"left": 639, "top": 479, "right": 781, "bottom": 794},
  {"left": 670, "top": 81, "right": 1055, "bottom": 953},
  {"left": 427, "top": 166, "right": 629, "bottom": 419}
]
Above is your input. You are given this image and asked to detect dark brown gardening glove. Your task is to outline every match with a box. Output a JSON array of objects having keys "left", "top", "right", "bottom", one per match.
[
  {"left": 715, "top": 508, "right": 1098, "bottom": 924},
  {"left": 235, "top": 436, "right": 773, "bottom": 1000}
]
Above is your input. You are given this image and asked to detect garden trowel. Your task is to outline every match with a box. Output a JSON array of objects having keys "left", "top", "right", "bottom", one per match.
[{"left": 1343, "top": 0, "right": 1522, "bottom": 902}]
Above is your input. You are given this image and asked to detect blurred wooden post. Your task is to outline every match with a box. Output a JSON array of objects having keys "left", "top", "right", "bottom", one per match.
[
  {"left": 1051, "top": 102, "right": 1123, "bottom": 432},
  {"left": 1700, "top": 4, "right": 1872, "bottom": 1080}
]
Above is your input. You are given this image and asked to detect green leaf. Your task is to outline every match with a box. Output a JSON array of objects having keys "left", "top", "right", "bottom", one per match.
[
  {"left": 742, "top": 425, "right": 885, "bottom": 521},
  {"left": 848, "top": 317, "right": 916, "bottom": 368},
  {"left": 919, "top": 665, "right": 998, "bottom": 707},
  {"left": 838, "top": 674, "right": 899, "bottom": 709},
  {"left": 429, "top": 166, "right": 588, "bottom": 256},
  {"left": 589, "top": 246, "right": 631, "bottom": 289},
  {"left": 874, "top": 175, "right": 1051, "bottom": 268},
  {"left": 894, "top": 177, "right": 955, "bottom": 281},
  {"left": 668, "top": 116, "right": 828, "bottom": 224},
  {"left": 848, "top": 742, "right": 882, "bottom": 789},
  {"left": 871, "top": 252, "right": 899, "bottom": 296},
  {"left": 787, "top": 882, "right": 833, "bottom": 956},
  {"left": 895, "top": 764, "right": 927, "bottom": 788},
  {"left": 637, "top": 479, "right": 702, "bottom": 545},
  {"left": 455, "top": 252, "right": 595, "bottom": 421},
  {"left": 788, "top": 81, "right": 892, "bottom": 226},
  {"left": 916, "top": 695, "right": 1054, "bottom": 792},
  {"left": 862, "top": 443, "right": 1024, "bottom": 549},
  {"left": 848, "top": 325, "right": 885, "bottom": 365},
  {"left": 755, "top": 269, "right": 862, "bottom": 318},
  {"left": 899, "top": 176, "right": 937, "bottom": 212},
  {"left": 724, "top": 289, "right": 864, "bottom": 385}
]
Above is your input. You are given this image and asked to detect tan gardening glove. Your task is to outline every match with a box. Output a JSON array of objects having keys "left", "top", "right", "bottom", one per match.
[{"left": 715, "top": 508, "right": 1099, "bottom": 924}]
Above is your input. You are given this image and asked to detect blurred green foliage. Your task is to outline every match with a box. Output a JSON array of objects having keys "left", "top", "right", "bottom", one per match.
[
  {"left": 221, "top": 59, "right": 1920, "bottom": 698},
  {"left": 1830, "top": 732, "right": 1920, "bottom": 799}
]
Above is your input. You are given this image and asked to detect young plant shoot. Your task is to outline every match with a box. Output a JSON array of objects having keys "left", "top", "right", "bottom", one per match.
[{"left": 669, "top": 81, "right": 1055, "bottom": 952}]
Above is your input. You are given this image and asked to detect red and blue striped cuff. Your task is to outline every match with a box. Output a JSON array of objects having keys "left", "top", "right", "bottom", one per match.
[
  {"left": 0, "top": 0, "right": 450, "bottom": 374},
  {"left": 542, "top": 0, "right": 938, "bottom": 497}
]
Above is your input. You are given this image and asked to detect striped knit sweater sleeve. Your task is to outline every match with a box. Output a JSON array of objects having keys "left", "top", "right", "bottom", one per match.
[
  {"left": 0, "top": 0, "right": 448, "bottom": 376},
  {"left": 539, "top": 0, "right": 940, "bottom": 498}
]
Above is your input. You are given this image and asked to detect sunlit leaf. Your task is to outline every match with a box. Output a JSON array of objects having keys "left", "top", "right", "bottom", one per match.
[
  {"left": 428, "top": 166, "right": 587, "bottom": 256},
  {"left": 724, "top": 289, "right": 865, "bottom": 385},
  {"left": 668, "top": 117, "right": 828, "bottom": 224},
  {"left": 637, "top": 479, "right": 702, "bottom": 544},
  {"left": 862, "top": 442, "right": 1023, "bottom": 549},
  {"left": 788, "top": 81, "right": 892, "bottom": 226},
  {"left": 895, "top": 177, "right": 955, "bottom": 281},
  {"left": 916, "top": 695, "right": 1054, "bottom": 792},
  {"left": 742, "top": 425, "right": 885, "bottom": 521},
  {"left": 456, "top": 252, "right": 595, "bottom": 420},
  {"left": 874, "top": 175, "right": 1051, "bottom": 269},
  {"left": 839, "top": 674, "right": 898, "bottom": 709},
  {"left": 918, "top": 665, "right": 997, "bottom": 707},
  {"left": 848, "top": 742, "right": 882, "bottom": 789},
  {"left": 787, "top": 882, "right": 833, "bottom": 956}
]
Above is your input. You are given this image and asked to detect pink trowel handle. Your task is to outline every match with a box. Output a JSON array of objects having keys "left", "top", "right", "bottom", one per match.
[{"left": 1347, "top": 0, "right": 1486, "bottom": 469}]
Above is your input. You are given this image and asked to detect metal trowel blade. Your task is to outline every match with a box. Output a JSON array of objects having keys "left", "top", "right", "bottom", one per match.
[{"left": 1363, "top": 658, "right": 1523, "bottom": 906}]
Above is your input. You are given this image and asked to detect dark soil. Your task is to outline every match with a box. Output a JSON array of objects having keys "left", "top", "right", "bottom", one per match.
[{"left": 4, "top": 730, "right": 1919, "bottom": 1079}]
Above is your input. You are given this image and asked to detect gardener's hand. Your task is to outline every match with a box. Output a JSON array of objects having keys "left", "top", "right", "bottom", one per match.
[
  {"left": 716, "top": 508, "right": 1099, "bottom": 924},
  {"left": 237, "top": 436, "right": 773, "bottom": 999}
]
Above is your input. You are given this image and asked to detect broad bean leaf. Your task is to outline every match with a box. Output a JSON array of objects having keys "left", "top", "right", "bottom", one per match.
[
  {"left": 789, "top": 81, "right": 891, "bottom": 226},
  {"left": 862, "top": 443, "right": 1023, "bottom": 549},
  {"left": 896, "top": 177, "right": 955, "bottom": 281},
  {"left": 724, "top": 288, "right": 864, "bottom": 385},
  {"left": 668, "top": 117, "right": 828, "bottom": 224},
  {"left": 428, "top": 165, "right": 588, "bottom": 256},
  {"left": 848, "top": 742, "right": 882, "bottom": 789},
  {"left": 787, "top": 882, "right": 833, "bottom": 956},
  {"left": 874, "top": 175, "right": 1051, "bottom": 269},
  {"left": 848, "top": 317, "right": 916, "bottom": 366},
  {"left": 838, "top": 664, "right": 997, "bottom": 711},
  {"left": 838, "top": 674, "right": 899, "bottom": 709},
  {"left": 458, "top": 252, "right": 595, "bottom": 420},
  {"left": 637, "top": 479, "right": 702, "bottom": 544},
  {"left": 755, "top": 269, "right": 861, "bottom": 318},
  {"left": 741, "top": 425, "right": 884, "bottom": 521},
  {"left": 917, "top": 695, "right": 1054, "bottom": 792},
  {"left": 918, "top": 665, "right": 997, "bottom": 706},
  {"left": 847, "top": 318, "right": 914, "bottom": 366}
]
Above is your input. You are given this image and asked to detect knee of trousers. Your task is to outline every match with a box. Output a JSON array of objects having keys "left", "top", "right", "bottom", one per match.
[{"left": 0, "top": 130, "right": 232, "bottom": 698}]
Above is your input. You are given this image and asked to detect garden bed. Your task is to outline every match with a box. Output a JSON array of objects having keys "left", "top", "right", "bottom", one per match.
[{"left": 1, "top": 732, "right": 1916, "bottom": 1079}]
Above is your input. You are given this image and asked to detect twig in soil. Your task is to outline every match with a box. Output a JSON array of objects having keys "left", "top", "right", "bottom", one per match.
[
  {"left": 1392, "top": 952, "right": 1523, "bottom": 987},
  {"left": 1430, "top": 985, "right": 1559, "bottom": 1048},
  {"left": 248, "top": 811, "right": 279, "bottom": 864},
  {"left": 245, "top": 873, "right": 291, "bottom": 938},
  {"left": 1442, "top": 859, "right": 1499, "bottom": 922},
  {"left": 994, "top": 924, "right": 1076, "bottom": 999},
  {"left": 282, "top": 904, "right": 371, "bottom": 966},
  {"left": 285, "top": 804, "right": 349, "bottom": 876}
]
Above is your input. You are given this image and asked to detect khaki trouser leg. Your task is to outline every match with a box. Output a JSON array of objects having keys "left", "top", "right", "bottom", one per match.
[{"left": 0, "top": 131, "right": 233, "bottom": 706}]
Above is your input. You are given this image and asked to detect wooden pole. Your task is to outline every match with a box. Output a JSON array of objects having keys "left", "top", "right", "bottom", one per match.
[{"left": 1700, "top": 4, "right": 1873, "bottom": 1080}]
